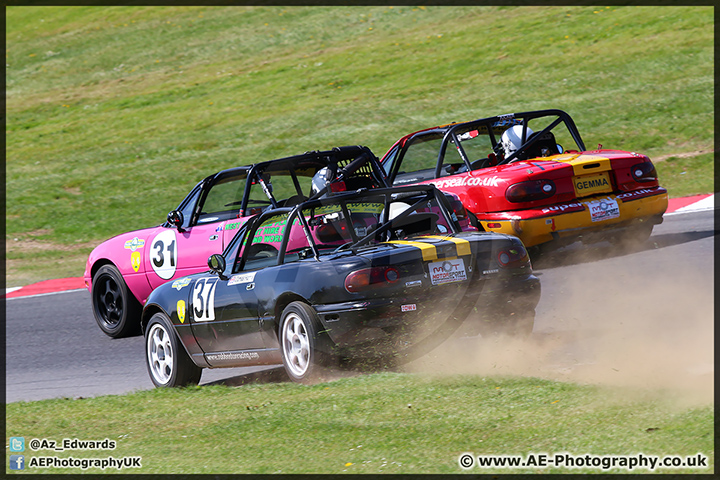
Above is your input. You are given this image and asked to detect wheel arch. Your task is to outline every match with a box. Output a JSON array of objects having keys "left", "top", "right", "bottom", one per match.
[
  {"left": 140, "top": 302, "right": 167, "bottom": 335},
  {"left": 273, "top": 292, "right": 312, "bottom": 336}
]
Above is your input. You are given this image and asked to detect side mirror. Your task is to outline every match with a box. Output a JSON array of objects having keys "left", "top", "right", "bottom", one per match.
[
  {"left": 167, "top": 210, "right": 185, "bottom": 232},
  {"left": 208, "top": 254, "right": 226, "bottom": 275},
  {"left": 557, "top": 144, "right": 564, "bottom": 154}
]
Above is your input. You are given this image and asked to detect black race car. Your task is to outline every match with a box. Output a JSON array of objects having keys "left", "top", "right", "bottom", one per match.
[{"left": 141, "top": 185, "right": 541, "bottom": 387}]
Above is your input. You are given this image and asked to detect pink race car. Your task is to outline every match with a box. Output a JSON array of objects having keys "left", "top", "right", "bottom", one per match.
[{"left": 85, "top": 146, "right": 388, "bottom": 338}]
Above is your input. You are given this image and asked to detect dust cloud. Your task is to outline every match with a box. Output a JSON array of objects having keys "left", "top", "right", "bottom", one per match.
[{"left": 403, "top": 249, "right": 714, "bottom": 405}]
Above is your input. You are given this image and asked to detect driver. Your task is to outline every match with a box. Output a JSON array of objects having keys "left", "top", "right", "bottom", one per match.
[
  {"left": 310, "top": 166, "right": 334, "bottom": 198},
  {"left": 500, "top": 125, "right": 534, "bottom": 158}
]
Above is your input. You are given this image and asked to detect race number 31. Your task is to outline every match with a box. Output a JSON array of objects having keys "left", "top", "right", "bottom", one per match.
[{"left": 150, "top": 230, "right": 178, "bottom": 280}]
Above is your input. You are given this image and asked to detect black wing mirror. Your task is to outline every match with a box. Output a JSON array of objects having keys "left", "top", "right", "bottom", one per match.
[
  {"left": 167, "top": 210, "right": 185, "bottom": 232},
  {"left": 208, "top": 254, "right": 226, "bottom": 276}
]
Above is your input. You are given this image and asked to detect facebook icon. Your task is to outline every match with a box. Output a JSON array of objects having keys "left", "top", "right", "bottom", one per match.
[{"left": 10, "top": 455, "right": 25, "bottom": 470}]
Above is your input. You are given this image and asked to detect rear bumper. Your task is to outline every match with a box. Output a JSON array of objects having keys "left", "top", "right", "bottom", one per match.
[
  {"left": 478, "top": 187, "right": 668, "bottom": 247},
  {"left": 314, "top": 272, "right": 540, "bottom": 351}
]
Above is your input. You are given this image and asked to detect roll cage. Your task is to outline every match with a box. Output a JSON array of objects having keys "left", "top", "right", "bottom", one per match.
[
  {"left": 218, "top": 185, "right": 459, "bottom": 275},
  {"left": 166, "top": 145, "right": 388, "bottom": 229},
  {"left": 387, "top": 109, "right": 587, "bottom": 182}
]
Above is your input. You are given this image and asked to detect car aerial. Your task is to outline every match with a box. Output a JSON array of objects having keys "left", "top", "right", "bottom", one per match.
[
  {"left": 379, "top": 109, "right": 669, "bottom": 254},
  {"left": 140, "top": 184, "right": 541, "bottom": 387},
  {"left": 84, "top": 145, "right": 389, "bottom": 338}
]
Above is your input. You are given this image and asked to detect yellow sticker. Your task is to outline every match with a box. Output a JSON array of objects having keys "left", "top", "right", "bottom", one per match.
[
  {"left": 131, "top": 251, "right": 141, "bottom": 272},
  {"left": 177, "top": 300, "right": 186, "bottom": 323}
]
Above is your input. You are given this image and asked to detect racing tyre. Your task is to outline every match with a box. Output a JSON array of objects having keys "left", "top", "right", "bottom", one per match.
[
  {"left": 91, "top": 265, "right": 142, "bottom": 338},
  {"left": 279, "top": 302, "right": 334, "bottom": 383},
  {"left": 145, "top": 312, "right": 202, "bottom": 388}
]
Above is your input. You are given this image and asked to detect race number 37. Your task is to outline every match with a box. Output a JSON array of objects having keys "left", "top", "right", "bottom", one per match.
[
  {"left": 150, "top": 230, "right": 178, "bottom": 280},
  {"left": 193, "top": 278, "right": 218, "bottom": 322}
]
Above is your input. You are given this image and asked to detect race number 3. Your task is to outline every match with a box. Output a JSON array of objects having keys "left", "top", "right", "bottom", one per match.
[
  {"left": 150, "top": 230, "right": 178, "bottom": 280},
  {"left": 193, "top": 278, "right": 217, "bottom": 322}
]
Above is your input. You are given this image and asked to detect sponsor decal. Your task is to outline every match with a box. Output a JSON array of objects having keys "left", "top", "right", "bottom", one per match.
[
  {"left": 130, "top": 251, "right": 141, "bottom": 272},
  {"left": 432, "top": 175, "right": 501, "bottom": 190},
  {"left": 429, "top": 258, "right": 467, "bottom": 285},
  {"left": 401, "top": 304, "right": 417, "bottom": 312},
  {"left": 482, "top": 269, "right": 499, "bottom": 275},
  {"left": 172, "top": 277, "right": 191, "bottom": 291},
  {"left": 177, "top": 300, "right": 186, "bottom": 323},
  {"left": 207, "top": 352, "right": 261, "bottom": 362},
  {"left": 541, "top": 201, "right": 584, "bottom": 214},
  {"left": 228, "top": 272, "right": 257, "bottom": 286},
  {"left": 616, "top": 188, "right": 658, "bottom": 201},
  {"left": 346, "top": 202, "right": 384, "bottom": 215},
  {"left": 224, "top": 222, "right": 243, "bottom": 231},
  {"left": 124, "top": 237, "right": 145, "bottom": 251},
  {"left": 588, "top": 198, "right": 620, "bottom": 222}
]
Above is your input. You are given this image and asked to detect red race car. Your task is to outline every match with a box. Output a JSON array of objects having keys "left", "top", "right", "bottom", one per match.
[{"left": 380, "top": 109, "right": 668, "bottom": 253}]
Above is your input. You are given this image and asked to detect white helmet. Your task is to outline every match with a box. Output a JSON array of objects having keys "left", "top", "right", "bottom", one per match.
[
  {"left": 310, "top": 167, "right": 334, "bottom": 197},
  {"left": 500, "top": 125, "right": 533, "bottom": 157}
]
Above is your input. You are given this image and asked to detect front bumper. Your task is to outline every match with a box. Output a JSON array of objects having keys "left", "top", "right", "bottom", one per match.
[{"left": 478, "top": 187, "right": 668, "bottom": 247}]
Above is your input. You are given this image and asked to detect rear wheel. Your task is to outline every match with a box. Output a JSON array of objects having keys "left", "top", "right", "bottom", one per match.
[
  {"left": 145, "top": 312, "right": 201, "bottom": 388},
  {"left": 91, "top": 265, "right": 142, "bottom": 338},
  {"left": 279, "top": 302, "right": 334, "bottom": 383}
]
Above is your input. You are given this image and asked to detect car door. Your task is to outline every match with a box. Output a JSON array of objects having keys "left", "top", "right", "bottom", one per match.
[
  {"left": 144, "top": 224, "right": 224, "bottom": 290},
  {"left": 188, "top": 273, "right": 264, "bottom": 358},
  {"left": 145, "top": 170, "right": 249, "bottom": 291}
]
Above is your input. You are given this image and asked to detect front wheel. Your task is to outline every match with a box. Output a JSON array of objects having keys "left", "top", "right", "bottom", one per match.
[
  {"left": 91, "top": 265, "right": 142, "bottom": 338},
  {"left": 279, "top": 302, "right": 333, "bottom": 383},
  {"left": 145, "top": 312, "right": 202, "bottom": 388}
]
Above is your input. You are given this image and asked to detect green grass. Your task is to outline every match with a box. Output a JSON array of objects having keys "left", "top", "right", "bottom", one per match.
[
  {"left": 655, "top": 152, "right": 715, "bottom": 198},
  {"left": 5, "top": 373, "right": 714, "bottom": 474},
  {"left": 5, "top": 5, "right": 714, "bottom": 286}
]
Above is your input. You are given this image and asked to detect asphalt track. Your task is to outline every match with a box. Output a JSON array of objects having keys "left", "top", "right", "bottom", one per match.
[{"left": 5, "top": 205, "right": 715, "bottom": 403}]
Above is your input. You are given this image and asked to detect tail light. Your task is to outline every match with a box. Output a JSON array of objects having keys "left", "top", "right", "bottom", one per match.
[
  {"left": 631, "top": 162, "right": 658, "bottom": 182},
  {"left": 344, "top": 266, "right": 400, "bottom": 293},
  {"left": 506, "top": 179, "right": 556, "bottom": 203},
  {"left": 330, "top": 181, "right": 347, "bottom": 193},
  {"left": 497, "top": 245, "right": 529, "bottom": 269},
  {"left": 316, "top": 222, "right": 349, "bottom": 243}
]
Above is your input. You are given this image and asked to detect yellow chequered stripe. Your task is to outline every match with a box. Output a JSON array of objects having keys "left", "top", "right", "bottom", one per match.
[
  {"left": 385, "top": 240, "right": 438, "bottom": 261},
  {"left": 421, "top": 235, "right": 472, "bottom": 256}
]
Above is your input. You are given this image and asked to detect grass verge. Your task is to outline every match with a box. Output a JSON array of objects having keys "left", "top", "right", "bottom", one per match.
[{"left": 5, "top": 373, "right": 714, "bottom": 474}]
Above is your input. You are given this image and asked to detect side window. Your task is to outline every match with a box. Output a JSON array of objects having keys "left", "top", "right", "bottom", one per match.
[
  {"left": 197, "top": 174, "right": 247, "bottom": 224},
  {"left": 453, "top": 126, "right": 498, "bottom": 170},
  {"left": 175, "top": 186, "right": 202, "bottom": 229},
  {"left": 247, "top": 173, "right": 306, "bottom": 208},
  {"left": 382, "top": 146, "right": 399, "bottom": 176},
  {"left": 393, "top": 134, "right": 444, "bottom": 185},
  {"left": 241, "top": 213, "right": 287, "bottom": 271}
]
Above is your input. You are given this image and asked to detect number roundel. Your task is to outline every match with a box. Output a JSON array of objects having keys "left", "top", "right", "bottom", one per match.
[{"left": 151, "top": 230, "right": 178, "bottom": 280}]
